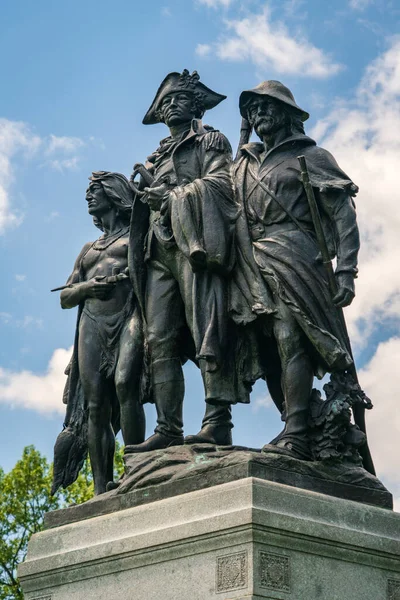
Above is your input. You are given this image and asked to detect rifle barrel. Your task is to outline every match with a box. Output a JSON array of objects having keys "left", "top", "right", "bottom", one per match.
[{"left": 235, "top": 118, "right": 253, "bottom": 161}]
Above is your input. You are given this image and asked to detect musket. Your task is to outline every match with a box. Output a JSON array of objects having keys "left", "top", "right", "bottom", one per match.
[
  {"left": 235, "top": 118, "right": 253, "bottom": 162},
  {"left": 129, "top": 162, "right": 155, "bottom": 197},
  {"left": 298, "top": 155, "right": 375, "bottom": 475},
  {"left": 129, "top": 162, "right": 173, "bottom": 231}
]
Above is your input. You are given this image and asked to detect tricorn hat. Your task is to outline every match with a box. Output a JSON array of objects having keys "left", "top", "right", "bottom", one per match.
[
  {"left": 143, "top": 69, "right": 226, "bottom": 125},
  {"left": 239, "top": 80, "right": 309, "bottom": 122}
]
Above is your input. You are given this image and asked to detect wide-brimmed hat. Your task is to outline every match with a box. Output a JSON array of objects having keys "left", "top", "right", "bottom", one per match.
[
  {"left": 239, "top": 80, "right": 309, "bottom": 122},
  {"left": 143, "top": 69, "right": 226, "bottom": 125}
]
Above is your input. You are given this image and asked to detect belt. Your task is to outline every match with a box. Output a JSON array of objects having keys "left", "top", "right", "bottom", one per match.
[{"left": 249, "top": 221, "right": 313, "bottom": 241}]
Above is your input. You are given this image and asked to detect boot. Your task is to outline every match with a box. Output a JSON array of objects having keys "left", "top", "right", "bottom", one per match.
[
  {"left": 263, "top": 355, "right": 312, "bottom": 461},
  {"left": 185, "top": 402, "right": 233, "bottom": 446},
  {"left": 263, "top": 405, "right": 311, "bottom": 460},
  {"left": 125, "top": 358, "right": 184, "bottom": 454},
  {"left": 125, "top": 432, "right": 183, "bottom": 454}
]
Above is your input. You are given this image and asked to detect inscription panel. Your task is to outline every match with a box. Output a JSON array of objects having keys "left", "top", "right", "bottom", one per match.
[
  {"left": 259, "top": 552, "right": 290, "bottom": 593},
  {"left": 216, "top": 551, "right": 248, "bottom": 593}
]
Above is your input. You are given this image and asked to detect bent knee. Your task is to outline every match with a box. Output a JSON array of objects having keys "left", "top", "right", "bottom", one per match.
[
  {"left": 274, "top": 322, "right": 305, "bottom": 363},
  {"left": 115, "top": 375, "right": 141, "bottom": 403}
]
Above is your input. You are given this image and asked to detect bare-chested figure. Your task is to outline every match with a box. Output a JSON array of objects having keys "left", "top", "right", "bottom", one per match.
[{"left": 58, "top": 171, "right": 145, "bottom": 495}]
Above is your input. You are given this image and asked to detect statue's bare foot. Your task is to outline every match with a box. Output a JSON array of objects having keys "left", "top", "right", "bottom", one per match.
[{"left": 106, "top": 480, "right": 120, "bottom": 492}]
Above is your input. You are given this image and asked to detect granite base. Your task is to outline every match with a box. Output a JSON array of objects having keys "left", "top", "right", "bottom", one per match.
[{"left": 19, "top": 477, "right": 400, "bottom": 600}]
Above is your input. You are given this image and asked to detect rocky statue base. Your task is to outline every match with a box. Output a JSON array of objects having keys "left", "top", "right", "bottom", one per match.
[
  {"left": 47, "top": 445, "right": 392, "bottom": 531},
  {"left": 19, "top": 448, "right": 399, "bottom": 600}
]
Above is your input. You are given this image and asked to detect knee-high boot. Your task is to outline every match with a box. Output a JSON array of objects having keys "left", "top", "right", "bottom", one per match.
[
  {"left": 125, "top": 358, "right": 184, "bottom": 453},
  {"left": 185, "top": 402, "right": 233, "bottom": 445}
]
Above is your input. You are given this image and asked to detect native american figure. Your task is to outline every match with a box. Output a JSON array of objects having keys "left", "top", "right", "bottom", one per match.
[{"left": 52, "top": 172, "right": 147, "bottom": 495}]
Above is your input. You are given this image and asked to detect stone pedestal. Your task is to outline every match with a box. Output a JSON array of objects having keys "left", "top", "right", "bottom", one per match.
[{"left": 19, "top": 477, "right": 400, "bottom": 600}]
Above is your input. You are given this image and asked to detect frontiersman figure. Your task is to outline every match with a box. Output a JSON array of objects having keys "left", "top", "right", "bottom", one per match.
[
  {"left": 128, "top": 70, "right": 242, "bottom": 452},
  {"left": 233, "top": 80, "right": 360, "bottom": 461},
  {"left": 52, "top": 172, "right": 146, "bottom": 495}
]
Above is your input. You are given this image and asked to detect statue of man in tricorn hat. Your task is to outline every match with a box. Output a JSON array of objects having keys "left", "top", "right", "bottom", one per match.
[
  {"left": 127, "top": 70, "right": 245, "bottom": 452},
  {"left": 232, "top": 80, "right": 364, "bottom": 462}
]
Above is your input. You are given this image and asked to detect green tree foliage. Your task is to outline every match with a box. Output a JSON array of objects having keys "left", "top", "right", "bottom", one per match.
[
  {"left": 0, "top": 447, "right": 58, "bottom": 600},
  {"left": 0, "top": 442, "right": 124, "bottom": 600}
]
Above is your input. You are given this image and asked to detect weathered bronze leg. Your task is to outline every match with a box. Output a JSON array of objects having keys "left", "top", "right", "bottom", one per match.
[
  {"left": 115, "top": 311, "right": 146, "bottom": 446},
  {"left": 78, "top": 315, "right": 115, "bottom": 494},
  {"left": 263, "top": 300, "right": 313, "bottom": 460}
]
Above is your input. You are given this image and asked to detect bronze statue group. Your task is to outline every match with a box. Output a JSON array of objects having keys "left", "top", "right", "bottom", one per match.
[{"left": 51, "top": 70, "right": 374, "bottom": 496}]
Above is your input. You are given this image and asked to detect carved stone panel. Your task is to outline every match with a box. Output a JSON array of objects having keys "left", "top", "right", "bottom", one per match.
[
  {"left": 388, "top": 579, "right": 400, "bottom": 600},
  {"left": 259, "top": 552, "right": 290, "bottom": 593},
  {"left": 216, "top": 551, "right": 248, "bottom": 593}
]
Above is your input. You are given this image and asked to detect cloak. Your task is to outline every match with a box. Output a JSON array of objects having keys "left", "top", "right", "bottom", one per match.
[{"left": 230, "top": 135, "right": 359, "bottom": 379}]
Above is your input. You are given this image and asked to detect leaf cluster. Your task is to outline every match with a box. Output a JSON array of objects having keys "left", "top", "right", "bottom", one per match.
[{"left": 0, "top": 442, "right": 124, "bottom": 599}]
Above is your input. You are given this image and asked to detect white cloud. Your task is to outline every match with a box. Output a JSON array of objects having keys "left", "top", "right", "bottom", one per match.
[
  {"left": 0, "top": 119, "right": 86, "bottom": 234},
  {"left": 312, "top": 38, "right": 400, "bottom": 346},
  {"left": 197, "top": 6, "right": 342, "bottom": 78},
  {"left": 309, "top": 40, "right": 400, "bottom": 505},
  {"left": 47, "top": 157, "right": 80, "bottom": 172},
  {"left": 251, "top": 393, "right": 273, "bottom": 412},
  {"left": 0, "top": 119, "right": 41, "bottom": 158},
  {"left": 0, "top": 312, "right": 43, "bottom": 329},
  {"left": 45, "top": 211, "right": 60, "bottom": 222},
  {"left": 283, "top": 0, "right": 306, "bottom": 16},
  {"left": 45, "top": 134, "right": 85, "bottom": 156},
  {"left": 0, "top": 119, "right": 41, "bottom": 234},
  {"left": 15, "top": 315, "right": 43, "bottom": 329},
  {"left": 349, "top": 0, "right": 373, "bottom": 10},
  {"left": 15, "top": 274, "right": 26, "bottom": 282},
  {"left": 88, "top": 135, "right": 106, "bottom": 151},
  {"left": 41, "top": 133, "right": 85, "bottom": 172},
  {"left": 197, "top": 0, "right": 234, "bottom": 7},
  {"left": 359, "top": 337, "right": 400, "bottom": 503},
  {"left": 195, "top": 43, "right": 212, "bottom": 57},
  {"left": 0, "top": 346, "right": 72, "bottom": 416}
]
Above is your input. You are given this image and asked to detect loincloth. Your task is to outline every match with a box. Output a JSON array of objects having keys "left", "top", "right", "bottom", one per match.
[{"left": 82, "top": 291, "right": 134, "bottom": 378}]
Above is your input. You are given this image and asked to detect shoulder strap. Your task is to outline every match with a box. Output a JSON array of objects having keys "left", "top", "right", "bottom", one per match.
[{"left": 255, "top": 177, "right": 318, "bottom": 249}]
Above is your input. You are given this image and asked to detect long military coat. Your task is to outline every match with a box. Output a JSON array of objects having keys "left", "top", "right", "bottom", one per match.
[
  {"left": 129, "top": 120, "right": 252, "bottom": 402},
  {"left": 231, "top": 134, "right": 360, "bottom": 378}
]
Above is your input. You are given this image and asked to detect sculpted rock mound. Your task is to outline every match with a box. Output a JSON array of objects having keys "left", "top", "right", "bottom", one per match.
[
  {"left": 45, "top": 444, "right": 392, "bottom": 530},
  {"left": 113, "top": 444, "right": 391, "bottom": 507}
]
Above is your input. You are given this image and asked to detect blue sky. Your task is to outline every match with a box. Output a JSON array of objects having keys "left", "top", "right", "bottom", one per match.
[{"left": 1, "top": 0, "right": 400, "bottom": 504}]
